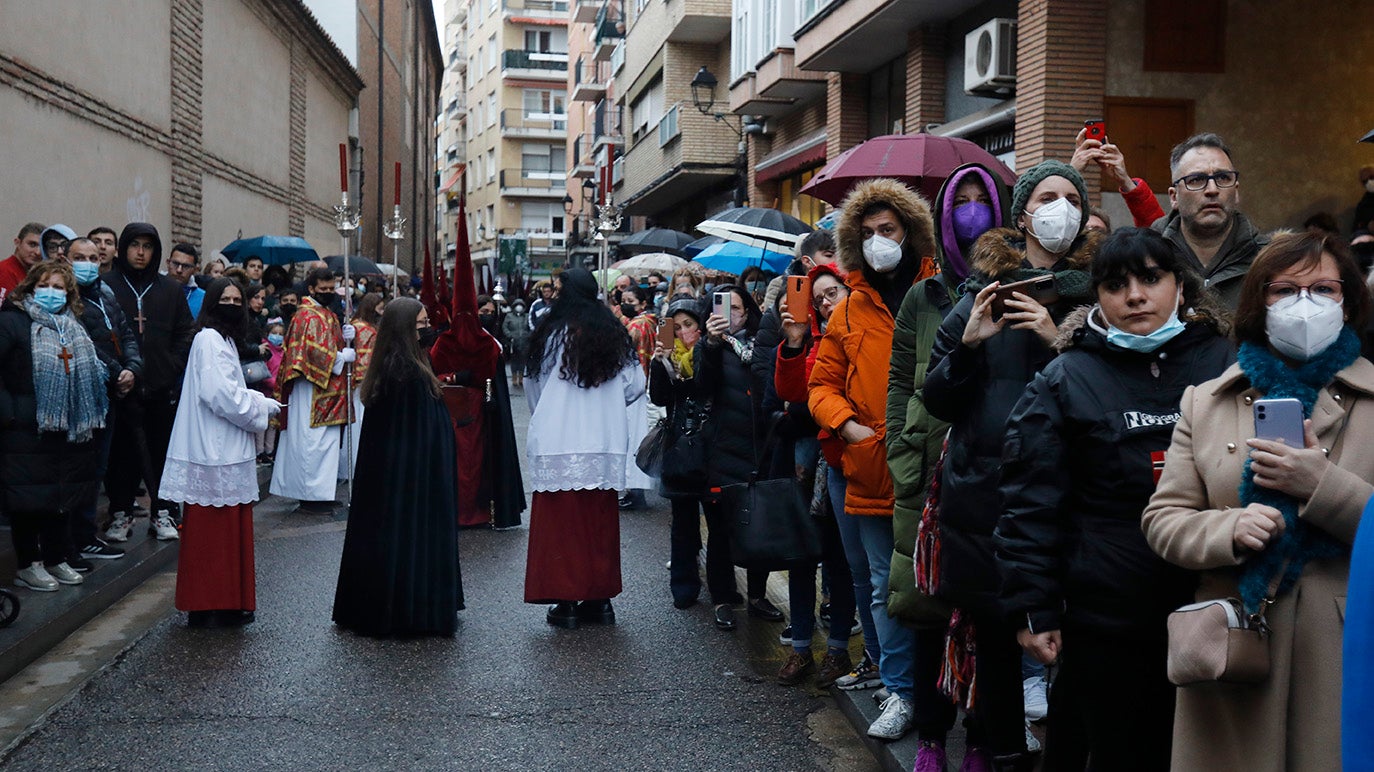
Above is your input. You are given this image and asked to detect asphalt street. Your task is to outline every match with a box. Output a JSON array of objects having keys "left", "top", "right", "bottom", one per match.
[{"left": 0, "top": 371, "right": 878, "bottom": 771}]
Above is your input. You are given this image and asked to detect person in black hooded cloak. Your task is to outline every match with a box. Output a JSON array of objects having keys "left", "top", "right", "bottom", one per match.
[{"left": 332, "top": 297, "right": 464, "bottom": 637}]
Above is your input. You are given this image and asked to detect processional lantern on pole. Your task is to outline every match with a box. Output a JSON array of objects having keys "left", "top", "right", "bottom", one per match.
[
  {"left": 593, "top": 196, "right": 623, "bottom": 289},
  {"left": 334, "top": 143, "right": 361, "bottom": 502}
]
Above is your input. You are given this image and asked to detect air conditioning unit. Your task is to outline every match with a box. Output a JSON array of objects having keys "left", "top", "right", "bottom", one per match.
[{"left": 964, "top": 18, "right": 1017, "bottom": 95}]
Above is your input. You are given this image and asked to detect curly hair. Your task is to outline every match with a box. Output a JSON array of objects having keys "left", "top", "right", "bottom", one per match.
[
  {"left": 14, "top": 262, "right": 83, "bottom": 317},
  {"left": 525, "top": 268, "right": 635, "bottom": 388}
]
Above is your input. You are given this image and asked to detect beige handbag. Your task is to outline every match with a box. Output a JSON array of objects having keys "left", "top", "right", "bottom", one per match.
[{"left": 1166, "top": 596, "right": 1272, "bottom": 685}]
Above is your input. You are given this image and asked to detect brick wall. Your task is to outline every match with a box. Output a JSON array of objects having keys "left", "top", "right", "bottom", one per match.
[
  {"left": 169, "top": 0, "right": 204, "bottom": 245},
  {"left": 826, "top": 72, "right": 867, "bottom": 160},
  {"left": 1014, "top": 0, "right": 1105, "bottom": 193},
  {"left": 905, "top": 23, "right": 946, "bottom": 132}
]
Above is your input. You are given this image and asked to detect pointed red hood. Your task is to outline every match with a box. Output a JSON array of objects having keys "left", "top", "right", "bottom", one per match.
[
  {"left": 420, "top": 242, "right": 449, "bottom": 328},
  {"left": 429, "top": 197, "right": 498, "bottom": 381}
]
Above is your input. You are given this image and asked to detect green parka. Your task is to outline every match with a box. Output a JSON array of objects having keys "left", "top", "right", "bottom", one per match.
[{"left": 884, "top": 163, "right": 1012, "bottom": 626}]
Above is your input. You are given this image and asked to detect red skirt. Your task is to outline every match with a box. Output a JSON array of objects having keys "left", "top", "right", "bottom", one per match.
[
  {"left": 175, "top": 503, "right": 256, "bottom": 612},
  {"left": 524, "top": 489, "right": 621, "bottom": 603}
]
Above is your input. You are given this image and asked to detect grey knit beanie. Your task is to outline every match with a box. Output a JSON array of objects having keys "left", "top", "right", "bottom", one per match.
[{"left": 1011, "top": 160, "right": 1090, "bottom": 224}]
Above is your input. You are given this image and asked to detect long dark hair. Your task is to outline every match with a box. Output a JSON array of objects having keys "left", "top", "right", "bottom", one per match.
[
  {"left": 352, "top": 292, "right": 383, "bottom": 325},
  {"left": 714, "top": 284, "right": 762, "bottom": 337},
  {"left": 525, "top": 268, "right": 635, "bottom": 388},
  {"left": 360, "top": 297, "right": 442, "bottom": 406},
  {"left": 197, "top": 278, "right": 248, "bottom": 340},
  {"left": 1092, "top": 227, "right": 1230, "bottom": 336}
]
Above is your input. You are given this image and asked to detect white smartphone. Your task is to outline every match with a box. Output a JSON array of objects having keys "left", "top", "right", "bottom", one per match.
[
  {"left": 1253, "top": 398, "right": 1305, "bottom": 447},
  {"left": 712, "top": 291, "right": 732, "bottom": 321}
]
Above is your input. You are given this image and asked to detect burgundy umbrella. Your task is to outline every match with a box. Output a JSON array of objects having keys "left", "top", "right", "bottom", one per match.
[{"left": 800, "top": 134, "right": 1017, "bottom": 206}]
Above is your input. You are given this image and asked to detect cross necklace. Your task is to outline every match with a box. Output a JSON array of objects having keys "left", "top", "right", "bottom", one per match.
[
  {"left": 51, "top": 313, "right": 73, "bottom": 374},
  {"left": 121, "top": 276, "right": 153, "bottom": 334}
]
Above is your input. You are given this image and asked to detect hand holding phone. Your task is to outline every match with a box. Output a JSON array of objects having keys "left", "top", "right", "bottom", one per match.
[
  {"left": 657, "top": 317, "right": 675, "bottom": 350},
  {"left": 785, "top": 276, "right": 812, "bottom": 326},
  {"left": 1252, "top": 398, "right": 1305, "bottom": 448},
  {"left": 990, "top": 275, "right": 1059, "bottom": 321},
  {"left": 1084, "top": 119, "right": 1106, "bottom": 143}
]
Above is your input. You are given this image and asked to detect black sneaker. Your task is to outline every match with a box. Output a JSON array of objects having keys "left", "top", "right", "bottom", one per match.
[
  {"left": 80, "top": 539, "right": 126, "bottom": 560},
  {"left": 66, "top": 556, "right": 94, "bottom": 573},
  {"left": 779, "top": 624, "right": 793, "bottom": 646},
  {"left": 748, "top": 597, "right": 785, "bottom": 621}
]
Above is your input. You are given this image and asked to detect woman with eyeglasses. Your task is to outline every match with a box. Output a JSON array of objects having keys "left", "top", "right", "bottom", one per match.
[
  {"left": 333, "top": 297, "right": 465, "bottom": 637},
  {"left": 772, "top": 262, "right": 863, "bottom": 688},
  {"left": 161, "top": 279, "right": 283, "bottom": 627},
  {"left": 1143, "top": 230, "right": 1374, "bottom": 770}
]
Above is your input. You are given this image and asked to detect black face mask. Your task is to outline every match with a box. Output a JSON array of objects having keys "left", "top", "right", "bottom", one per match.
[
  {"left": 312, "top": 293, "right": 336, "bottom": 309},
  {"left": 478, "top": 313, "right": 497, "bottom": 328},
  {"left": 418, "top": 327, "right": 439, "bottom": 349},
  {"left": 620, "top": 303, "right": 639, "bottom": 318},
  {"left": 211, "top": 303, "right": 247, "bottom": 337},
  {"left": 279, "top": 303, "right": 297, "bottom": 315}
]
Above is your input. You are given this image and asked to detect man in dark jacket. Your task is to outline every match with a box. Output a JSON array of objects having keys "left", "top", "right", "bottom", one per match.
[
  {"left": 1154, "top": 132, "right": 1266, "bottom": 309},
  {"left": 64, "top": 238, "right": 142, "bottom": 563},
  {"left": 103, "top": 223, "right": 193, "bottom": 543}
]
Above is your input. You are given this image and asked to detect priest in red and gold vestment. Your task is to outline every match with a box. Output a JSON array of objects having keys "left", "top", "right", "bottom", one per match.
[{"left": 270, "top": 267, "right": 353, "bottom": 513}]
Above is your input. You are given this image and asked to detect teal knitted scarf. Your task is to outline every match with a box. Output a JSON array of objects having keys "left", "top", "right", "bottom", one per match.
[
  {"left": 24, "top": 298, "right": 107, "bottom": 443},
  {"left": 1235, "top": 326, "right": 1359, "bottom": 613}
]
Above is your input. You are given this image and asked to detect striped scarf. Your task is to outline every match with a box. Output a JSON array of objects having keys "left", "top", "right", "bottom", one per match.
[{"left": 25, "top": 298, "right": 107, "bottom": 443}]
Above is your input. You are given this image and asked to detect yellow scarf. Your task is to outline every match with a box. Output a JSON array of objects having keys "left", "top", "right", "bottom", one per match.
[{"left": 671, "top": 337, "right": 695, "bottom": 379}]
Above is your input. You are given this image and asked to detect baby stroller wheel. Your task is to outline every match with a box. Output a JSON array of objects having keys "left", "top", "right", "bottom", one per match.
[{"left": 0, "top": 588, "right": 20, "bottom": 628}]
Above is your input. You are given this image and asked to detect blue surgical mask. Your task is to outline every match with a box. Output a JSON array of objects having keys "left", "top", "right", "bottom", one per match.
[
  {"left": 33, "top": 287, "right": 68, "bottom": 313},
  {"left": 1103, "top": 295, "right": 1186, "bottom": 353},
  {"left": 267, "top": 333, "right": 284, "bottom": 347},
  {"left": 72, "top": 261, "right": 100, "bottom": 286}
]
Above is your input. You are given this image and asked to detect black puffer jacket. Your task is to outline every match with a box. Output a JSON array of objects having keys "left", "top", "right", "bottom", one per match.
[
  {"left": 994, "top": 309, "right": 1235, "bottom": 634},
  {"left": 649, "top": 332, "right": 762, "bottom": 498},
  {"left": 106, "top": 223, "right": 194, "bottom": 396},
  {"left": 77, "top": 278, "right": 143, "bottom": 392},
  {"left": 923, "top": 228, "right": 1101, "bottom": 617},
  {"left": 0, "top": 302, "right": 101, "bottom": 514}
]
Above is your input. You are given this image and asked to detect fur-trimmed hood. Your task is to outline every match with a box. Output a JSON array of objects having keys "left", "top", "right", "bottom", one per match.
[
  {"left": 969, "top": 226, "right": 1103, "bottom": 281},
  {"left": 836, "top": 178, "right": 936, "bottom": 274},
  {"left": 1052, "top": 304, "right": 1096, "bottom": 353}
]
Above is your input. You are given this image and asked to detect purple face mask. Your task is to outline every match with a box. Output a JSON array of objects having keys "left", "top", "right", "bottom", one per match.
[{"left": 952, "top": 201, "right": 995, "bottom": 244}]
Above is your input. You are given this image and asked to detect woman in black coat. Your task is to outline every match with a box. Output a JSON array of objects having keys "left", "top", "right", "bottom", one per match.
[
  {"left": 0, "top": 263, "right": 107, "bottom": 592},
  {"left": 650, "top": 289, "right": 778, "bottom": 630},
  {"left": 994, "top": 229, "right": 1234, "bottom": 769}
]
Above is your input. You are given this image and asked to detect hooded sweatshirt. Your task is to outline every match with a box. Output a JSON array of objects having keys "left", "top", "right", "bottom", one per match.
[
  {"left": 39, "top": 224, "right": 77, "bottom": 261},
  {"left": 107, "top": 223, "right": 195, "bottom": 395}
]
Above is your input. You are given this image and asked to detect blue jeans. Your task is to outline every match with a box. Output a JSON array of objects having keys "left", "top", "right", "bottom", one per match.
[
  {"left": 829, "top": 466, "right": 880, "bottom": 665},
  {"left": 851, "top": 505, "right": 916, "bottom": 701}
]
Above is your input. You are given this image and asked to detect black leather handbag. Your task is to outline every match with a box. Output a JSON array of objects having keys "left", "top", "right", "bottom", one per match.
[{"left": 721, "top": 414, "right": 821, "bottom": 570}]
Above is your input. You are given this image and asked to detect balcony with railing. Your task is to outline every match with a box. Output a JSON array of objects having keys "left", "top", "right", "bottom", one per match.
[
  {"left": 572, "top": 133, "right": 596, "bottom": 178},
  {"left": 445, "top": 95, "right": 468, "bottom": 120},
  {"left": 500, "top": 167, "right": 569, "bottom": 198},
  {"left": 499, "top": 108, "right": 567, "bottom": 139},
  {"left": 501, "top": 49, "right": 569, "bottom": 81},
  {"left": 447, "top": 40, "right": 467, "bottom": 72},
  {"left": 572, "top": 57, "right": 609, "bottom": 102},
  {"left": 502, "top": 0, "right": 569, "bottom": 22},
  {"left": 592, "top": 100, "right": 623, "bottom": 149},
  {"left": 591, "top": 3, "right": 624, "bottom": 61},
  {"left": 572, "top": 0, "right": 600, "bottom": 23}
]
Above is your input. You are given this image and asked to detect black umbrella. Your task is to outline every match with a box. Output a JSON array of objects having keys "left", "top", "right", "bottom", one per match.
[
  {"left": 324, "top": 254, "right": 383, "bottom": 275},
  {"left": 696, "top": 207, "right": 812, "bottom": 251},
  {"left": 617, "top": 227, "right": 696, "bottom": 256}
]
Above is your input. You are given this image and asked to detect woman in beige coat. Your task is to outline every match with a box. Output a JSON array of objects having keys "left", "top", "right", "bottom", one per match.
[{"left": 1143, "top": 230, "right": 1374, "bottom": 771}]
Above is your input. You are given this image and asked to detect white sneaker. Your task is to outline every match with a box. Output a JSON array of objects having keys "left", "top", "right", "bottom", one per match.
[
  {"left": 47, "top": 562, "right": 84, "bottom": 585},
  {"left": 104, "top": 511, "right": 132, "bottom": 543},
  {"left": 1023, "top": 675, "right": 1049, "bottom": 722},
  {"left": 866, "top": 693, "right": 914, "bottom": 740},
  {"left": 15, "top": 562, "right": 58, "bottom": 592},
  {"left": 1025, "top": 720, "right": 1042, "bottom": 753},
  {"left": 150, "top": 511, "right": 180, "bottom": 541}
]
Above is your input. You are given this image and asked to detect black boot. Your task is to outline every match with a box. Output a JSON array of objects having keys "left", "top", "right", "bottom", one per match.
[
  {"left": 576, "top": 599, "right": 615, "bottom": 624},
  {"left": 546, "top": 602, "right": 579, "bottom": 629}
]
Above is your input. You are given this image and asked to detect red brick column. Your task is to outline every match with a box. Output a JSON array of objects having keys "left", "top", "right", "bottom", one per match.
[
  {"left": 826, "top": 72, "right": 868, "bottom": 161},
  {"left": 1014, "top": 0, "right": 1106, "bottom": 192},
  {"left": 905, "top": 24, "right": 946, "bottom": 134}
]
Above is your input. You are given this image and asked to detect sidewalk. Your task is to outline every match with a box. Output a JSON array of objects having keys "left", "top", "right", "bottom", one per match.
[{"left": 0, "top": 467, "right": 272, "bottom": 687}]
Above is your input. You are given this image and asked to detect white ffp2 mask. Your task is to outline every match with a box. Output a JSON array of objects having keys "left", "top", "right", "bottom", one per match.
[
  {"left": 1026, "top": 197, "right": 1082, "bottom": 255},
  {"left": 1266, "top": 292, "right": 1344, "bottom": 361},
  {"left": 862, "top": 234, "right": 904, "bottom": 272}
]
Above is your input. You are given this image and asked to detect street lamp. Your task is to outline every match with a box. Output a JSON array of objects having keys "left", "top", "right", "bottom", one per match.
[{"left": 689, "top": 65, "right": 758, "bottom": 207}]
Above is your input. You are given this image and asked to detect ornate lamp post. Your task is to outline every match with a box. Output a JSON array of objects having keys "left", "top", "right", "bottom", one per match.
[
  {"left": 383, "top": 205, "right": 407, "bottom": 298},
  {"left": 593, "top": 196, "right": 623, "bottom": 294}
]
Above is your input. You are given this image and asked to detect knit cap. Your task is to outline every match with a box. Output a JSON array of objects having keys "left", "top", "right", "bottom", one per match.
[{"left": 1011, "top": 160, "right": 1090, "bottom": 225}]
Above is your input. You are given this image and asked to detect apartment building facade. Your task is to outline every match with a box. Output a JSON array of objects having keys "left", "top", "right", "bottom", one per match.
[
  {"left": 563, "top": 0, "right": 627, "bottom": 268},
  {"left": 437, "top": 0, "right": 471, "bottom": 261},
  {"left": 448, "top": 0, "right": 571, "bottom": 279}
]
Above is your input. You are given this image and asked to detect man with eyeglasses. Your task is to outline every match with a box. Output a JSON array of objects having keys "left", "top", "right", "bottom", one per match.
[
  {"left": 0, "top": 222, "right": 45, "bottom": 304},
  {"left": 1156, "top": 132, "right": 1267, "bottom": 309},
  {"left": 39, "top": 224, "right": 77, "bottom": 262},
  {"left": 166, "top": 243, "right": 205, "bottom": 317}
]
